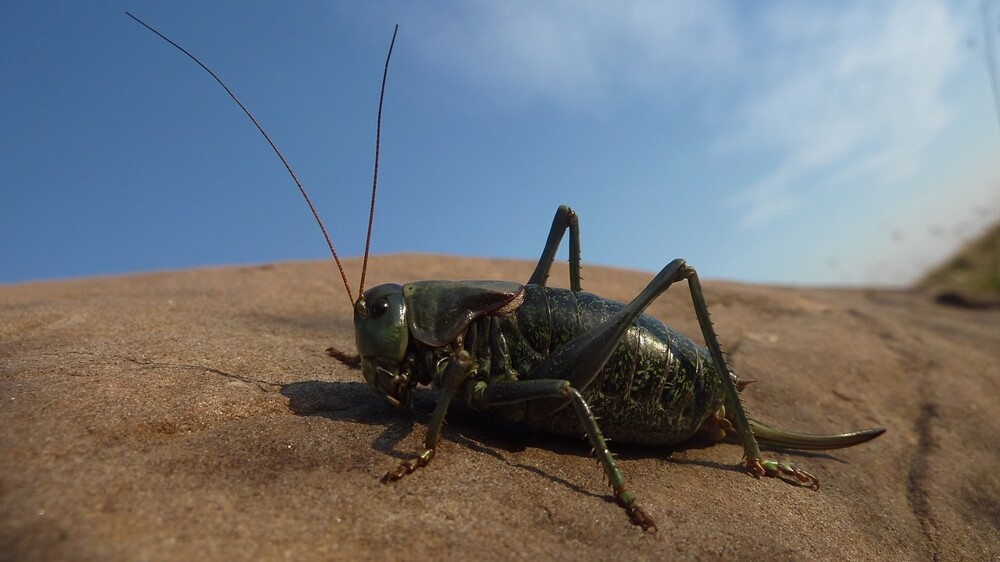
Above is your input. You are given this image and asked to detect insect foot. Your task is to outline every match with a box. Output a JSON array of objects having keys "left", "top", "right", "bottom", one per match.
[
  {"left": 381, "top": 449, "right": 435, "bottom": 483},
  {"left": 379, "top": 351, "right": 473, "bottom": 484},
  {"left": 617, "top": 489, "right": 657, "bottom": 532},
  {"left": 746, "top": 458, "right": 820, "bottom": 490}
]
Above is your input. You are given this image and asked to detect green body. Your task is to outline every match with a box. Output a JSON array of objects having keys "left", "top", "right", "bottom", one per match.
[
  {"left": 352, "top": 209, "right": 885, "bottom": 531},
  {"left": 416, "top": 284, "right": 726, "bottom": 446},
  {"left": 132, "top": 15, "right": 885, "bottom": 528}
]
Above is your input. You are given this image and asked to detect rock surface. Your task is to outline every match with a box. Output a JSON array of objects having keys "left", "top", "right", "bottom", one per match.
[{"left": 2, "top": 255, "right": 998, "bottom": 560}]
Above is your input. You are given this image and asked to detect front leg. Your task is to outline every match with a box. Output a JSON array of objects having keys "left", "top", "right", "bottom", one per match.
[{"left": 381, "top": 351, "right": 472, "bottom": 482}]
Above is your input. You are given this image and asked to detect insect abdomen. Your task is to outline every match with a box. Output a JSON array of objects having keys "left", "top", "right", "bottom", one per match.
[{"left": 510, "top": 285, "right": 726, "bottom": 445}]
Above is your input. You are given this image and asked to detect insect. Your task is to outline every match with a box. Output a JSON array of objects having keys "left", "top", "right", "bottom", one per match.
[{"left": 129, "top": 14, "right": 885, "bottom": 531}]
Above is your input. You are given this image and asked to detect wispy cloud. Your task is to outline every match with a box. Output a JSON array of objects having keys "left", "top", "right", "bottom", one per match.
[
  {"left": 405, "top": 1, "right": 965, "bottom": 229},
  {"left": 725, "top": 1, "right": 961, "bottom": 228},
  {"left": 407, "top": 0, "right": 739, "bottom": 108}
]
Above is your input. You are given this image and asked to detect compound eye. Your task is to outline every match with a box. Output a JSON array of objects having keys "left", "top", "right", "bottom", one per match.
[{"left": 371, "top": 298, "right": 390, "bottom": 319}]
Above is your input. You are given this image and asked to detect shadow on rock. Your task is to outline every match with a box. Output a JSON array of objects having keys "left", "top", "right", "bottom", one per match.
[
  {"left": 281, "top": 380, "right": 423, "bottom": 460},
  {"left": 279, "top": 380, "right": 831, "bottom": 499}
]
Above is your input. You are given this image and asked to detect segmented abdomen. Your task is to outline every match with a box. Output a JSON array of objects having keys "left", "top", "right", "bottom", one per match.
[{"left": 507, "top": 285, "right": 726, "bottom": 445}]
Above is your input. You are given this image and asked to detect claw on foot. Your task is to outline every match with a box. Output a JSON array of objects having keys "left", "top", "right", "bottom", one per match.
[
  {"left": 746, "top": 458, "right": 820, "bottom": 490},
  {"left": 615, "top": 486, "right": 657, "bottom": 532},
  {"left": 625, "top": 504, "right": 657, "bottom": 532},
  {"left": 380, "top": 448, "right": 435, "bottom": 484}
]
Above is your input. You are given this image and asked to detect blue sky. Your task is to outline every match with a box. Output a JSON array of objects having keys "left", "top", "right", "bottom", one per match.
[{"left": 3, "top": 1, "right": 999, "bottom": 287}]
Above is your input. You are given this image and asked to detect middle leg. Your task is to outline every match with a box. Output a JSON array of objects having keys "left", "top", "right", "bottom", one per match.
[{"left": 479, "top": 378, "right": 656, "bottom": 531}]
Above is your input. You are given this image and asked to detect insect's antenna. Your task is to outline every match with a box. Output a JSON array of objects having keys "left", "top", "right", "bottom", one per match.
[
  {"left": 126, "top": 12, "right": 357, "bottom": 306},
  {"left": 358, "top": 25, "right": 398, "bottom": 298}
]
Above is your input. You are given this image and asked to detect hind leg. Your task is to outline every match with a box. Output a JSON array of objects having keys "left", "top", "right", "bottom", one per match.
[
  {"left": 678, "top": 263, "right": 819, "bottom": 487},
  {"left": 526, "top": 257, "right": 819, "bottom": 487},
  {"left": 528, "top": 205, "right": 582, "bottom": 291}
]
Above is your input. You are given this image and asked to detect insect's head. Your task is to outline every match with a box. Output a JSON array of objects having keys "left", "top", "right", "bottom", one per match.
[{"left": 354, "top": 283, "right": 412, "bottom": 408}]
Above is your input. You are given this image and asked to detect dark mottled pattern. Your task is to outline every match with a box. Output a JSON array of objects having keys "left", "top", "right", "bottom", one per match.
[{"left": 462, "top": 285, "right": 726, "bottom": 446}]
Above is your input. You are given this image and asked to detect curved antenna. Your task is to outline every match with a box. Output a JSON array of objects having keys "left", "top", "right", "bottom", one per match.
[
  {"left": 358, "top": 25, "right": 398, "bottom": 298},
  {"left": 127, "top": 11, "right": 357, "bottom": 306}
]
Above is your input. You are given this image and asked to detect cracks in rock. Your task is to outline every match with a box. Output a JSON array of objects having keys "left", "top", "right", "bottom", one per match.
[
  {"left": 55, "top": 351, "right": 283, "bottom": 392},
  {"left": 116, "top": 353, "right": 282, "bottom": 392},
  {"left": 843, "top": 308, "right": 944, "bottom": 559},
  {"left": 907, "top": 401, "right": 940, "bottom": 561}
]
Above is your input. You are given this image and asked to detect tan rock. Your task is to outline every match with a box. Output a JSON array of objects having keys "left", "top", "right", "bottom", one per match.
[{"left": 2, "top": 256, "right": 998, "bottom": 560}]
